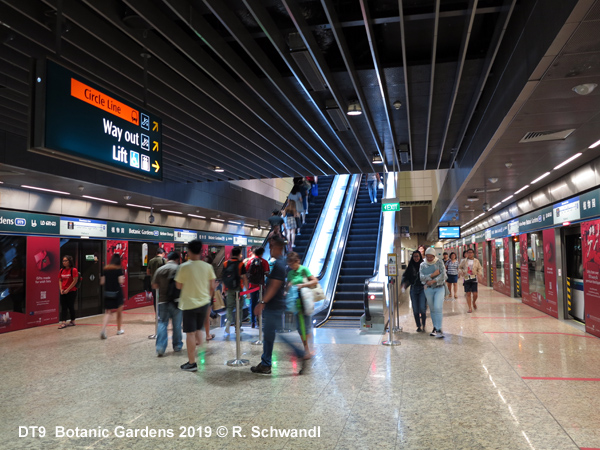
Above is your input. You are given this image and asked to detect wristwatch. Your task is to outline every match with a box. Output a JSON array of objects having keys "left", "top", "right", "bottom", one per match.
[{"left": 259, "top": 301, "right": 266, "bottom": 304}]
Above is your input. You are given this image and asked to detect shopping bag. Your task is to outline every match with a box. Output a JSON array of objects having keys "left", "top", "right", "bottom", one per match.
[{"left": 212, "top": 290, "right": 225, "bottom": 311}]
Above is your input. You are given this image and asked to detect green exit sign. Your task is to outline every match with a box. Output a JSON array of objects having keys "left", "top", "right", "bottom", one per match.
[{"left": 382, "top": 203, "right": 401, "bottom": 212}]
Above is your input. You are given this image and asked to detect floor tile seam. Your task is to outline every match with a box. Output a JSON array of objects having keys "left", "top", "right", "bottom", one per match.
[{"left": 482, "top": 329, "right": 582, "bottom": 449}]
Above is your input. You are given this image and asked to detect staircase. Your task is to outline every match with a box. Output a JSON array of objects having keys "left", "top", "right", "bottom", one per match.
[
  {"left": 321, "top": 174, "right": 381, "bottom": 328},
  {"left": 294, "top": 176, "right": 334, "bottom": 261}
]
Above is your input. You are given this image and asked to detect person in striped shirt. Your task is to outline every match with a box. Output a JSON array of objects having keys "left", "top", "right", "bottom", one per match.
[{"left": 446, "top": 252, "right": 459, "bottom": 300}]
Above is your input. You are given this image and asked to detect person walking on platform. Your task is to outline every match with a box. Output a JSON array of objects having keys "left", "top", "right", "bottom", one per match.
[
  {"left": 100, "top": 254, "right": 126, "bottom": 339},
  {"left": 401, "top": 251, "right": 427, "bottom": 332},
  {"left": 147, "top": 248, "right": 165, "bottom": 310},
  {"left": 251, "top": 237, "right": 305, "bottom": 375},
  {"left": 420, "top": 248, "right": 447, "bottom": 338},
  {"left": 151, "top": 251, "right": 183, "bottom": 356},
  {"left": 222, "top": 247, "right": 247, "bottom": 335},
  {"left": 175, "top": 239, "right": 216, "bottom": 372},
  {"left": 446, "top": 252, "right": 459, "bottom": 300},
  {"left": 246, "top": 247, "right": 270, "bottom": 328},
  {"left": 458, "top": 248, "right": 483, "bottom": 313},
  {"left": 286, "top": 252, "right": 317, "bottom": 360},
  {"left": 366, "top": 173, "right": 381, "bottom": 203},
  {"left": 58, "top": 255, "right": 78, "bottom": 329}
]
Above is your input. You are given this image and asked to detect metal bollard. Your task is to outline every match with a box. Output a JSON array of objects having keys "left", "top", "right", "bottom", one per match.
[
  {"left": 227, "top": 291, "right": 249, "bottom": 366},
  {"left": 251, "top": 286, "right": 263, "bottom": 346},
  {"left": 382, "top": 280, "right": 400, "bottom": 346}
]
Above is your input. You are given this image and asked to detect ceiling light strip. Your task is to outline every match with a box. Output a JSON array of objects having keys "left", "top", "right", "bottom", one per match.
[
  {"left": 501, "top": 195, "right": 513, "bottom": 203},
  {"left": 82, "top": 195, "right": 117, "bottom": 203},
  {"left": 589, "top": 139, "right": 600, "bottom": 149},
  {"left": 514, "top": 185, "right": 529, "bottom": 195},
  {"left": 22, "top": 185, "right": 70, "bottom": 195},
  {"left": 531, "top": 172, "right": 551, "bottom": 184},
  {"left": 126, "top": 203, "right": 151, "bottom": 209},
  {"left": 161, "top": 209, "right": 182, "bottom": 214},
  {"left": 553, "top": 153, "right": 582, "bottom": 170},
  {"left": 188, "top": 214, "right": 206, "bottom": 219}
]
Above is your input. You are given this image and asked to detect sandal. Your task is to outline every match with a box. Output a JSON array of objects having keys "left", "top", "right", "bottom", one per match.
[
  {"left": 467, "top": 309, "right": 473, "bottom": 313},
  {"left": 58, "top": 323, "right": 67, "bottom": 329},
  {"left": 473, "top": 303, "right": 477, "bottom": 310},
  {"left": 67, "top": 322, "right": 76, "bottom": 327},
  {"left": 206, "top": 333, "right": 216, "bottom": 341}
]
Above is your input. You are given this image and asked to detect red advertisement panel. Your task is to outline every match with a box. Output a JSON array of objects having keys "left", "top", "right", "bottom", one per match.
[
  {"left": 582, "top": 219, "right": 600, "bottom": 337},
  {"left": 520, "top": 234, "right": 530, "bottom": 306},
  {"left": 26, "top": 236, "right": 60, "bottom": 328},
  {"left": 224, "top": 245, "right": 233, "bottom": 261},
  {"left": 161, "top": 242, "right": 175, "bottom": 254},
  {"left": 493, "top": 239, "right": 510, "bottom": 296},
  {"left": 543, "top": 229, "right": 558, "bottom": 318},
  {"left": 491, "top": 244, "right": 496, "bottom": 286}
]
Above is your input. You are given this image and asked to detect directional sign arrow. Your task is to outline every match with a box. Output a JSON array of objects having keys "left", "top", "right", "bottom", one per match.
[
  {"left": 152, "top": 141, "right": 159, "bottom": 151},
  {"left": 152, "top": 121, "right": 159, "bottom": 131},
  {"left": 152, "top": 161, "right": 160, "bottom": 172}
]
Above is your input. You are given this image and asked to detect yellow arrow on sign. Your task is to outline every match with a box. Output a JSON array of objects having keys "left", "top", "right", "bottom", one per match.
[
  {"left": 152, "top": 161, "right": 160, "bottom": 172},
  {"left": 152, "top": 121, "right": 159, "bottom": 131},
  {"left": 152, "top": 141, "right": 159, "bottom": 151}
]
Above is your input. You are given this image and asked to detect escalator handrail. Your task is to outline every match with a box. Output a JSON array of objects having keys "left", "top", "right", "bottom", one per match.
[{"left": 314, "top": 174, "right": 362, "bottom": 327}]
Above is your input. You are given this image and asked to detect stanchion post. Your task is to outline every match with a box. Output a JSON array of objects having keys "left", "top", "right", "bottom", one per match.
[
  {"left": 227, "top": 291, "right": 249, "bottom": 366},
  {"left": 148, "top": 290, "right": 158, "bottom": 339},
  {"left": 252, "top": 286, "right": 263, "bottom": 346},
  {"left": 382, "top": 279, "right": 400, "bottom": 346}
]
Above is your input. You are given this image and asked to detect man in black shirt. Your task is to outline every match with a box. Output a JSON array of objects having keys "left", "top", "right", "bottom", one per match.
[
  {"left": 251, "top": 237, "right": 304, "bottom": 375},
  {"left": 268, "top": 210, "right": 284, "bottom": 238}
]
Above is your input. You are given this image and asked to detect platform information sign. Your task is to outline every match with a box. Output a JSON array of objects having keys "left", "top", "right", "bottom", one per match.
[
  {"left": 60, "top": 217, "right": 107, "bottom": 238},
  {"left": 174, "top": 229, "right": 198, "bottom": 243},
  {"left": 31, "top": 59, "right": 163, "bottom": 181}
]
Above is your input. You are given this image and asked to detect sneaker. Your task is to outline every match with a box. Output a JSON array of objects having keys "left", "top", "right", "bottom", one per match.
[
  {"left": 116, "top": 329, "right": 125, "bottom": 335},
  {"left": 250, "top": 363, "right": 271, "bottom": 374},
  {"left": 416, "top": 327, "right": 422, "bottom": 332},
  {"left": 430, "top": 328, "right": 437, "bottom": 337},
  {"left": 157, "top": 352, "right": 164, "bottom": 357},
  {"left": 224, "top": 327, "right": 230, "bottom": 335},
  {"left": 180, "top": 361, "right": 198, "bottom": 372},
  {"left": 100, "top": 330, "right": 107, "bottom": 340},
  {"left": 435, "top": 330, "right": 445, "bottom": 339},
  {"left": 299, "top": 358, "right": 309, "bottom": 375}
]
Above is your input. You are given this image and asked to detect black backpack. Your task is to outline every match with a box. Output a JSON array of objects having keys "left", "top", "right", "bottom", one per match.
[
  {"left": 222, "top": 260, "right": 240, "bottom": 289},
  {"left": 247, "top": 257, "right": 265, "bottom": 285},
  {"left": 166, "top": 276, "right": 180, "bottom": 303},
  {"left": 70, "top": 268, "right": 83, "bottom": 289}
]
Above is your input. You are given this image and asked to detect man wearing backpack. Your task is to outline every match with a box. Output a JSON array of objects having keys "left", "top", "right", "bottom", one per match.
[
  {"left": 151, "top": 252, "right": 182, "bottom": 357},
  {"left": 245, "top": 247, "right": 270, "bottom": 328},
  {"left": 222, "top": 247, "right": 247, "bottom": 335}
]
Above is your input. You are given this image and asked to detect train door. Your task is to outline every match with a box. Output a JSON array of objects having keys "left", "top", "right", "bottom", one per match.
[
  {"left": 60, "top": 239, "right": 103, "bottom": 317},
  {"left": 513, "top": 237, "right": 521, "bottom": 298},
  {"left": 128, "top": 242, "right": 159, "bottom": 302},
  {"left": 563, "top": 225, "right": 584, "bottom": 322},
  {"left": 207, "top": 246, "right": 226, "bottom": 279}
]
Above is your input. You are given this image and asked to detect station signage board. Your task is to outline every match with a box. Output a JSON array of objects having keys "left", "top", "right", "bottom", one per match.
[
  {"left": 438, "top": 226, "right": 461, "bottom": 239},
  {"left": 508, "top": 219, "right": 519, "bottom": 235},
  {"left": 107, "top": 222, "right": 174, "bottom": 241},
  {"left": 31, "top": 59, "right": 163, "bottom": 181},
  {"left": 60, "top": 217, "right": 107, "bottom": 238},
  {"left": 580, "top": 189, "right": 600, "bottom": 220},
  {"left": 518, "top": 205, "right": 554, "bottom": 233},
  {"left": 553, "top": 196, "right": 580, "bottom": 224},
  {"left": 0, "top": 210, "right": 59, "bottom": 235}
]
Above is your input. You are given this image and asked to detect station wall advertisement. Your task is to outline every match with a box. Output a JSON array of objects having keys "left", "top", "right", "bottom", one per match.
[
  {"left": 542, "top": 229, "right": 558, "bottom": 318},
  {"left": 581, "top": 219, "right": 600, "bottom": 338},
  {"left": 519, "top": 234, "right": 529, "bottom": 305}
]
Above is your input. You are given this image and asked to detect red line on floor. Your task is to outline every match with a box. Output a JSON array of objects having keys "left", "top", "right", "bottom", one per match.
[
  {"left": 522, "top": 377, "right": 600, "bottom": 381},
  {"left": 471, "top": 316, "right": 548, "bottom": 319},
  {"left": 580, "top": 447, "right": 600, "bottom": 450},
  {"left": 484, "top": 332, "right": 594, "bottom": 338},
  {"left": 72, "top": 323, "right": 116, "bottom": 327},
  {"left": 123, "top": 312, "right": 155, "bottom": 315}
]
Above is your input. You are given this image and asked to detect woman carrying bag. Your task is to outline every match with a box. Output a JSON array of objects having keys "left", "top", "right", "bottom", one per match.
[
  {"left": 400, "top": 250, "right": 427, "bottom": 332},
  {"left": 286, "top": 252, "right": 318, "bottom": 360},
  {"left": 419, "top": 248, "right": 447, "bottom": 338}
]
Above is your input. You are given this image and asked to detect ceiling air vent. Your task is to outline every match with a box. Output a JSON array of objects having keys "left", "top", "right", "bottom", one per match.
[
  {"left": 473, "top": 188, "right": 500, "bottom": 193},
  {"left": 519, "top": 129, "right": 575, "bottom": 143}
]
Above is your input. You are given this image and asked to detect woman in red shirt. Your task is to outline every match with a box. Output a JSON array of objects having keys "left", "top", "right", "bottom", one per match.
[{"left": 58, "top": 255, "right": 78, "bottom": 329}]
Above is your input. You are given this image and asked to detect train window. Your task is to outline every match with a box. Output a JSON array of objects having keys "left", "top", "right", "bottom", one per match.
[
  {"left": 527, "top": 232, "right": 545, "bottom": 298},
  {"left": 495, "top": 240, "right": 504, "bottom": 286}
]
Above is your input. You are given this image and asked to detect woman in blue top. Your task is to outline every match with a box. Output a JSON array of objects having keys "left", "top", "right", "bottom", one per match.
[
  {"left": 419, "top": 248, "right": 447, "bottom": 338},
  {"left": 446, "top": 252, "right": 459, "bottom": 300}
]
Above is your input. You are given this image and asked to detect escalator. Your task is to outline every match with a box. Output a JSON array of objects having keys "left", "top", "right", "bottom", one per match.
[
  {"left": 294, "top": 176, "right": 334, "bottom": 261},
  {"left": 321, "top": 175, "right": 381, "bottom": 328}
]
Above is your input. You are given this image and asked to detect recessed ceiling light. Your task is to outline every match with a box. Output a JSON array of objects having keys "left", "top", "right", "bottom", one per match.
[
  {"left": 488, "top": 178, "right": 498, "bottom": 184},
  {"left": 161, "top": 209, "right": 182, "bottom": 214},
  {"left": 589, "top": 139, "right": 600, "bottom": 149},
  {"left": 372, "top": 153, "right": 383, "bottom": 164},
  {"left": 514, "top": 185, "right": 529, "bottom": 195},
  {"left": 188, "top": 214, "right": 205, "bottom": 219},
  {"left": 126, "top": 203, "right": 151, "bottom": 209},
  {"left": 21, "top": 185, "right": 70, "bottom": 195},
  {"left": 501, "top": 195, "right": 513, "bottom": 203},
  {"left": 82, "top": 195, "right": 117, "bottom": 203},
  {"left": 531, "top": 172, "right": 551, "bottom": 184},
  {"left": 212, "top": 166, "right": 224, "bottom": 172},
  {"left": 554, "top": 153, "right": 582, "bottom": 170},
  {"left": 572, "top": 83, "right": 597, "bottom": 95},
  {"left": 467, "top": 196, "right": 479, "bottom": 202}
]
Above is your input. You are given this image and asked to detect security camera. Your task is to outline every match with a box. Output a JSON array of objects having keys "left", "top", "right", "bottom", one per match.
[
  {"left": 482, "top": 203, "right": 490, "bottom": 212},
  {"left": 148, "top": 214, "right": 155, "bottom": 224}
]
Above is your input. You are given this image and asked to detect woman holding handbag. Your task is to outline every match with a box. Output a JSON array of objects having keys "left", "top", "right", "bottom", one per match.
[
  {"left": 419, "top": 248, "right": 447, "bottom": 338},
  {"left": 286, "top": 252, "right": 318, "bottom": 360}
]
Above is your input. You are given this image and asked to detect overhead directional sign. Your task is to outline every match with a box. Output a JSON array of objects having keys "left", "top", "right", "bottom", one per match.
[{"left": 31, "top": 59, "right": 163, "bottom": 181}]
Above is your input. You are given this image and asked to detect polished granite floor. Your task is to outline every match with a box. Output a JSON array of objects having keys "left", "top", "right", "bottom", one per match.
[{"left": 1, "top": 285, "right": 600, "bottom": 450}]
